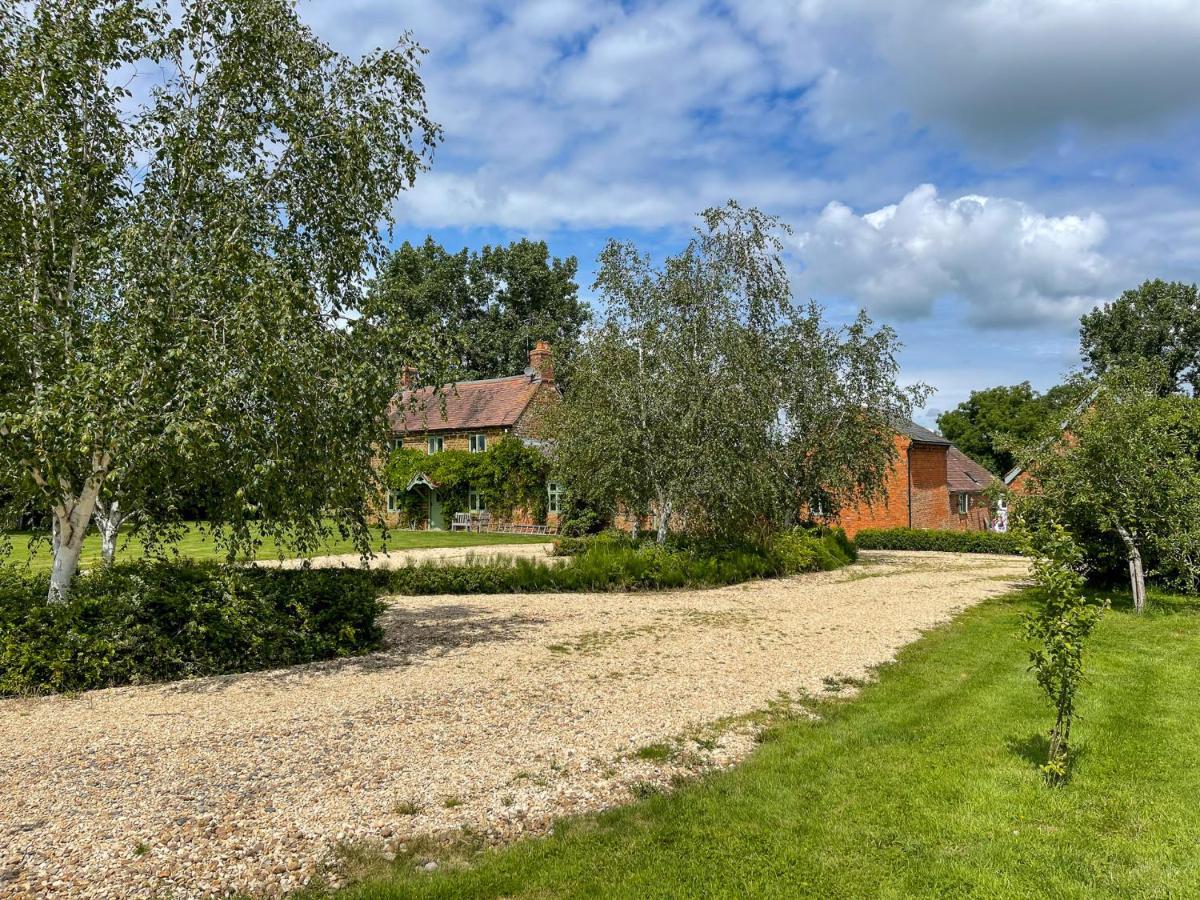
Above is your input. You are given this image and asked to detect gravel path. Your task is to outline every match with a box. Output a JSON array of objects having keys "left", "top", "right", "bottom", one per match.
[
  {"left": 0, "top": 550, "right": 1028, "bottom": 899},
  {"left": 269, "top": 541, "right": 554, "bottom": 570}
]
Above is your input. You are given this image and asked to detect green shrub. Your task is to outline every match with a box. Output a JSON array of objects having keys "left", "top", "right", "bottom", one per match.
[
  {"left": 386, "top": 528, "right": 856, "bottom": 596},
  {"left": 0, "top": 562, "right": 384, "bottom": 695},
  {"left": 854, "top": 527, "right": 1024, "bottom": 555},
  {"left": 552, "top": 529, "right": 637, "bottom": 557}
]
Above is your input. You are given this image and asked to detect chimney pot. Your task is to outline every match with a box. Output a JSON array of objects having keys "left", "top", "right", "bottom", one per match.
[{"left": 528, "top": 340, "right": 554, "bottom": 383}]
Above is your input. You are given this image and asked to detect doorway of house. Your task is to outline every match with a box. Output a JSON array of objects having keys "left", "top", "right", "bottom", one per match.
[{"left": 428, "top": 489, "right": 444, "bottom": 530}]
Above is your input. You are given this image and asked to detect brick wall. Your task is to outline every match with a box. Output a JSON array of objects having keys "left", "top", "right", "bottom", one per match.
[
  {"left": 513, "top": 382, "right": 561, "bottom": 438},
  {"left": 945, "top": 491, "right": 991, "bottom": 531},
  {"left": 835, "top": 434, "right": 913, "bottom": 537},
  {"left": 909, "top": 442, "right": 953, "bottom": 530},
  {"left": 834, "top": 435, "right": 959, "bottom": 537}
]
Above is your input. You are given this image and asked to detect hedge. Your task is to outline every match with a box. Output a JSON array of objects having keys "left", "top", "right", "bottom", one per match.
[
  {"left": 854, "top": 527, "right": 1024, "bottom": 555},
  {"left": 379, "top": 527, "right": 857, "bottom": 596},
  {"left": 0, "top": 562, "right": 384, "bottom": 695}
]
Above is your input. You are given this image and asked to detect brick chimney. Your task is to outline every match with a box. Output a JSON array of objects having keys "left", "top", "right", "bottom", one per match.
[
  {"left": 529, "top": 340, "right": 553, "bottom": 383},
  {"left": 399, "top": 365, "right": 417, "bottom": 392}
]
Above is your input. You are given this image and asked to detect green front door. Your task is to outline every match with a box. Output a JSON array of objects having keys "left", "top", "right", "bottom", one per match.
[{"left": 428, "top": 489, "right": 444, "bottom": 530}]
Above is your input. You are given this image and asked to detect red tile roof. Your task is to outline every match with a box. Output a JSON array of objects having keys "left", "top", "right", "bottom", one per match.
[
  {"left": 947, "top": 446, "right": 998, "bottom": 492},
  {"left": 389, "top": 374, "right": 545, "bottom": 434}
]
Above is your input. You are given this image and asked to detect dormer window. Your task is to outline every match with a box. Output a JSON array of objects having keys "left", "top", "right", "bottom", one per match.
[{"left": 469, "top": 433, "right": 487, "bottom": 453}]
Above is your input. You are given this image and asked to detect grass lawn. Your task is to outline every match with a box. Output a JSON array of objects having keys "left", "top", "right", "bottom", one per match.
[
  {"left": 1, "top": 523, "right": 550, "bottom": 575},
  {"left": 329, "top": 587, "right": 1200, "bottom": 899}
]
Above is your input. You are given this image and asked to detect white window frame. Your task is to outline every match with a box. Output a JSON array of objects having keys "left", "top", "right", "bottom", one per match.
[
  {"left": 427, "top": 435, "right": 444, "bottom": 454},
  {"left": 468, "top": 489, "right": 486, "bottom": 513},
  {"left": 386, "top": 489, "right": 402, "bottom": 513},
  {"left": 388, "top": 437, "right": 403, "bottom": 452},
  {"left": 958, "top": 492, "right": 971, "bottom": 515},
  {"left": 547, "top": 481, "right": 564, "bottom": 514},
  {"left": 469, "top": 433, "right": 487, "bottom": 453}
]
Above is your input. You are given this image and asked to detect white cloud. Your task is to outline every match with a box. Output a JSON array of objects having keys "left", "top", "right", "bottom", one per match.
[
  {"left": 794, "top": 184, "right": 1116, "bottom": 327},
  {"left": 798, "top": 0, "right": 1200, "bottom": 151}
]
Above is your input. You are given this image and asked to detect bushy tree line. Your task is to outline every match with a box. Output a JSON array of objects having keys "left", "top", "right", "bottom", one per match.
[
  {"left": 370, "top": 237, "right": 589, "bottom": 381},
  {"left": 549, "top": 202, "right": 926, "bottom": 545}
]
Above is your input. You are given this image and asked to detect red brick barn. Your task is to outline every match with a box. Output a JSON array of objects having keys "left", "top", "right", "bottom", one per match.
[{"left": 834, "top": 423, "right": 997, "bottom": 537}]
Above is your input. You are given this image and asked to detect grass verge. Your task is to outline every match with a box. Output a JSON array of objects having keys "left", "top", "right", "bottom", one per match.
[
  {"left": 323, "top": 586, "right": 1200, "bottom": 899},
  {"left": 1, "top": 523, "right": 550, "bottom": 575}
]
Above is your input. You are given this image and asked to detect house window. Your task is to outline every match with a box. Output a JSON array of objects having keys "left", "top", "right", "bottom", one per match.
[
  {"left": 469, "top": 433, "right": 487, "bottom": 453},
  {"left": 389, "top": 437, "right": 403, "bottom": 452},
  {"left": 809, "top": 496, "right": 826, "bottom": 518},
  {"left": 547, "top": 481, "right": 564, "bottom": 515},
  {"left": 958, "top": 492, "right": 971, "bottom": 515},
  {"left": 427, "top": 435, "right": 444, "bottom": 454},
  {"left": 468, "top": 490, "right": 486, "bottom": 513},
  {"left": 386, "top": 489, "right": 402, "bottom": 513}
]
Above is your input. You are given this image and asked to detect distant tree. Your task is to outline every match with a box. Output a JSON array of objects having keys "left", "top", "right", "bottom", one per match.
[
  {"left": 0, "top": 0, "right": 440, "bottom": 600},
  {"left": 1015, "top": 366, "right": 1200, "bottom": 610},
  {"left": 937, "top": 382, "right": 1085, "bottom": 476},
  {"left": 550, "top": 202, "right": 924, "bottom": 544},
  {"left": 371, "top": 237, "right": 589, "bottom": 380},
  {"left": 1080, "top": 279, "right": 1200, "bottom": 395}
]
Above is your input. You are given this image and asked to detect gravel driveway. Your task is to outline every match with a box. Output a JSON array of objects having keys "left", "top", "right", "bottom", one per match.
[{"left": 0, "top": 550, "right": 1028, "bottom": 899}]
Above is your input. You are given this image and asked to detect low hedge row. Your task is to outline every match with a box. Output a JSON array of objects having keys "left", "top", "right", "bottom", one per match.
[
  {"left": 854, "top": 527, "right": 1024, "bottom": 555},
  {"left": 380, "top": 527, "right": 857, "bottom": 596},
  {"left": 0, "top": 562, "right": 384, "bottom": 695}
]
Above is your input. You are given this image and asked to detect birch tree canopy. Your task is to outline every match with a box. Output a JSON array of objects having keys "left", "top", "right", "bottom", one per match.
[
  {"left": 549, "top": 202, "right": 927, "bottom": 544},
  {"left": 0, "top": 0, "right": 441, "bottom": 600}
]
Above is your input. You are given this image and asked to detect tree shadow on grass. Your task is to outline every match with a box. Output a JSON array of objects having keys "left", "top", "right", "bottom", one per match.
[
  {"left": 160, "top": 603, "right": 547, "bottom": 695},
  {"left": 1006, "top": 731, "right": 1088, "bottom": 783}
]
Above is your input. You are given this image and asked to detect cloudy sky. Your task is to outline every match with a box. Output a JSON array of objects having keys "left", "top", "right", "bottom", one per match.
[{"left": 300, "top": 0, "right": 1200, "bottom": 425}]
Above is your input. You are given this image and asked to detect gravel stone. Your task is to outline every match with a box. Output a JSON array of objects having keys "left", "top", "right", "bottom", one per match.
[{"left": 0, "top": 549, "right": 1026, "bottom": 899}]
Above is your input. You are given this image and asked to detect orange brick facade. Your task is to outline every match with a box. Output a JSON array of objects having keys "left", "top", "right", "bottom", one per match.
[{"left": 834, "top": 432, "right": 992, "bottom": 537}]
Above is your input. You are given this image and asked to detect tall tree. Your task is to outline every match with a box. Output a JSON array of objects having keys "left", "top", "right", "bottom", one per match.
[
  {"left": 371, "top": 237, "right": 588, "bottom": 380},
  {"left": 0, "top": 0, "right": 440, "bottom": 600},
  {"left": 937, "top": 381, "right": 1087, "bottom": 476},
  {"left": 1080, "top": 279, "right": 1200, "bottom": 395},
  {"left": 1015, "top": 366, "right": 1200, "bottom": 610},
  {"left": 550, "top": 202, "right": 924, "bottom": 544}
]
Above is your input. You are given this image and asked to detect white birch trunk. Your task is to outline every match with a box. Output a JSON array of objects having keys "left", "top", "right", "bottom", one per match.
[
  {"left": 1115, "top": 524, "right": 1147, "bottom": 614},
  {"left": 92, "top": 499, "right": 124, "bottom": 566},
  {"left": 656, "top": 496, "right": 672, "bottom": 546},
  {"left": 47, "top": 481, "right": 103, "bottom": 604}
]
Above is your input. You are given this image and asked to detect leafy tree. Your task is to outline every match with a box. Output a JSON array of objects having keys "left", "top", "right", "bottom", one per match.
[
  {"left": 937, "top": 381, "right": 1085, "bottom": 476},
  {"left": 550, "top": 202, "right": 925, "bottom": 545},
  {"left": 1022, "top": 524, "right": 1106, "bottom": 784},
  {"left": 1015, "top": 366, "right": 1200, "bottom": 609},
  {"left": 371, "top": 237, "right": 589, "bottom": 380},
  {"left": 1080, "top": 279, "right": 1200, "bottom": 394},
  {"left": 0, "top": 0, "right": 440, "bottom": 600}
]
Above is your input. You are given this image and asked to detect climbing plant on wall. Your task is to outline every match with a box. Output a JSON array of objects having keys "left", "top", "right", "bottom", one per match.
[{"left": 383, "top": 437, "right": 550, "bottom": 525}]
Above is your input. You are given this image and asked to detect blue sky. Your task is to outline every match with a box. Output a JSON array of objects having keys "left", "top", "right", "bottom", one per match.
[{"left": 299, "top": 0, "right": 1200, "bottom": 425}]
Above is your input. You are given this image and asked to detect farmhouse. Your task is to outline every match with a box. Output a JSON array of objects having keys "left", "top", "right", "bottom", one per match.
[
  {"left": 383, "top": 341, "right": 562, "bottom": 530},
  {"left": 834, "top": 423, "right": 999, "bottom": 537}
]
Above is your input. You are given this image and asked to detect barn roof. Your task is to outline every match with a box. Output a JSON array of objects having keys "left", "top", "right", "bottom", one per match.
[{"left": 947, "top": 446, "right": 999, "bottom": 492}]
